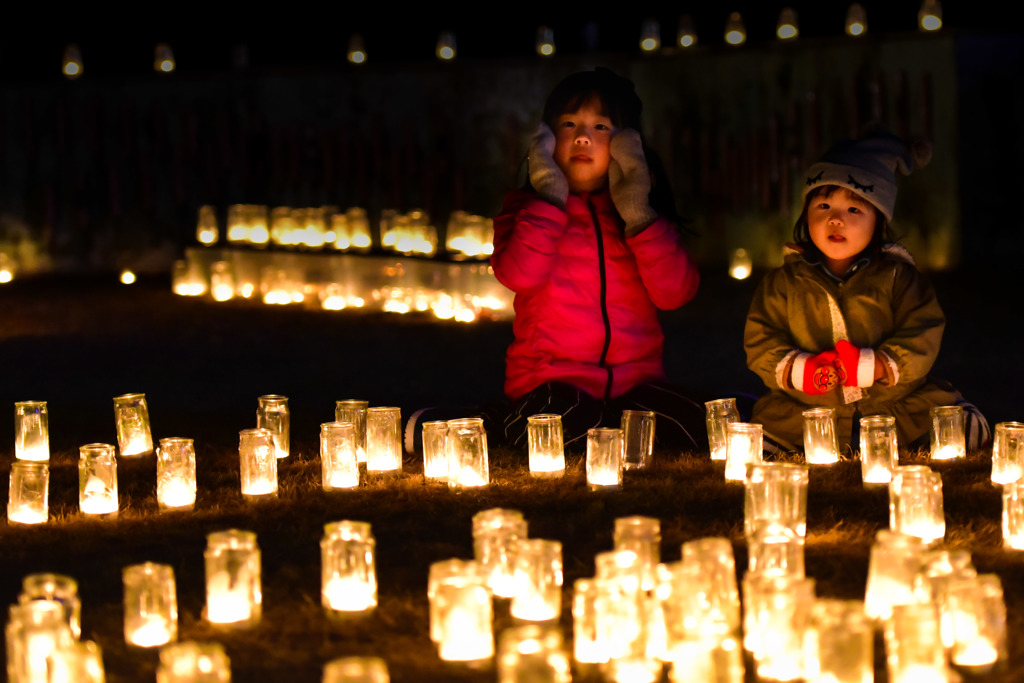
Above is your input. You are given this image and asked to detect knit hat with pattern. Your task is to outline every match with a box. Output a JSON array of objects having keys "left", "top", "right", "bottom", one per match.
[{"left": 803, "top": 128, "right": 932, "bottom": 221}]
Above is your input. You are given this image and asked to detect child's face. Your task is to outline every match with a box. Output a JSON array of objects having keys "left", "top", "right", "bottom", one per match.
[
  {"left": 807, "top": 187, "right": 877, "bottom": 276},
  {"left": 552, "top": 95, "right": 616, "bottom": 193}
]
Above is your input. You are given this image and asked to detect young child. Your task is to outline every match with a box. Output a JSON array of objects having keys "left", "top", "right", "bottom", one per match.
[
  {"left": 490, "top": 68, "right": 706, "bottom": 450},
  {"left": 744, "top": 129, "right": 990, "bottom": 453}
]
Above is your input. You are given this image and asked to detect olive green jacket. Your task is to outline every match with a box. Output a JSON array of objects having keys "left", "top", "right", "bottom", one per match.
[{"left": 744, "top": 244, "right": 960, "bottom": 451}]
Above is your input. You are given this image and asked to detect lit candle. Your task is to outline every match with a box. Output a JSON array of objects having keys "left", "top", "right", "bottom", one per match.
[
  {"left": 8, "top": 461, "right": 49, "bottom": 525},
  {"left": 14, "top": 401, "right": 50, "bottom": 461},
  {"left": 322, "top": 576, "right": 376, "bottom": 612},
  {"left": 113, "top": 393, "right": 154, "bottom": 456},
  {"left": 123, "top": 562, "right": 176, "bottom": 648},
  {"left": 802, "top": 407, "right": 839, "bottom": 464},
  {"left": 206, "top": 576, "right": 253, "bottom": 624},
  {"left": 238, "top": 428, "right": 278, "bottom": 500},
  {"left": 157, "top": 642, "right": 231, "bottom": 682},
  {"left": 79, "top": 443, "right": 118, "bottom": 516},
  {"left": 930, "top": 405, "right": 965, "bottom": 460},
  {"left": 527, "top": 414, "right": 565, "bottom": 477},
  {"left": 446, "top": 418, "right": 489, "bottom": 488},
  {"left": 724, "top": 423, "right": 762, "bottom": 481},
  {"left": 204, "top": 530, "right": 261, "bottom": 628},
  {"left": 129, "top": 620, "right": 173, "bottom": 648},
  {"left": 586, "top": 428, "right": 623, "bottom": 490},
  {"left": 321, "top": 521, "right": 377, "bottom": 614}
]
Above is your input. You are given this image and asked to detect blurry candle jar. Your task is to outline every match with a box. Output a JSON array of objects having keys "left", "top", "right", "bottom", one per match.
[
  {"left": 238, "top": 428, "right": 278, "bottom": 500},
  {"left": 744, "top": 462, "right": 809, "bottom": 538},
  {"left": 8, "top": 460, "right": 49, "bottom": 524},
  {"left": 613, "top": 516, "right": 661, "bottom": 578},
  {"left": 497, "top": 625, "right": 572, "bottom": 683},
  {"left": 741, "top": 573, "right": 815, "bottom": 679},
  {"left": 78, "top": 443, "right": 119, "bottom": 516},
  {"left": 157, "top": 437, "right": 197, "bottom": 511},
  {"left": 802, "top": 407, "right": 839, "bottom": 464},
  {"left": 114, "top": 393, "right": 154, "bottom": 456},
  {"left": 945, "top": 574, "right": 1006, "bottom": 672},
  {"left": 204, "top": 529, "right": 262, "bottom": 628},
  {"left": 5, "top": 600, "right": 75, "bottom": 683},
  {"left": 885, "top": 603, "right": 947, "bottom": 683},
  {"left": 428, "top": 559, "right": 478, "bottom": 643},
  {"left": 527, "top": 414, "right": 565, "bottom": 477},
  {"left": 705, "top": 398, "right": 740, "bottom": 461},
  {"left": 335, "top": 400, "right": 369, "bottom": 463},
  {"left": 321, "top": 520, "right": 377, "bottom": 614},
  {"left": 123, "top": 562, "right": 177, "bottom": 647},
  {"left": 366, "top": 407, "right": 402, "bottom": 474},
  {"left": 991, "top": 421, "right": 1024, "bottom": 485},
  {"left": 447, "top": 417, "right": 489, "bottom": 488},
  {"left": 209, "top": 261, "right": 234, "bottom": 301},
  {"left": 472, "top": 508, "right": 527, "bottom": 598},
  {"left": 157, "top": 642, "right": 230, "bottom": 683},
  {"left": 621, "top": 409, "right": 656, "bottom": 470},
  {"left": 806, "top": 599, "right": 872, "bottom": 683},
  {"left": 667, "top": 636, "right": 744, "bottom": 683},
  {"left": 323, "top": 656, "right": 390, "bottom": 683},
  {"left": 587, "top": 427, "right": 624, "bottom": 490},
  {"left": 889, "top": 465, "right": 945, "bottom": 544},
  {"left": 1002, "top": 480, "right": 1024, "bottom": 549},
  {"left": 435, "top": 570, "right": 494, "bottom": 663},
  {"left": 724, "top": 422, "right": 762, "bottom": 481},
  {"left": 859, "top": 415, "right": 899, "bottom": 484},
  {"left": 48, "top": 640, "right": 105, "bottom": 683},
  {"left": 256, "top": 394, "right": 290, "bottom": 459},
  {"left": 14, "top": 400, "right": 49, "bottom": 461},
  {"left": 321, "top": 422, "right": 360, "bottom": 490},
  {"left": 572, "top": 578, "right": 605, "bottom": 664},
  {"left": 19, "top": 573, "right": 82, "bottom": 639},
  {"left": 863, "top": 530, "right": 929, "bottom": 621},
  {"left": 677, "top": 537, "right": 742, "bottom": 637},
  {"left": 930, "top": 405, "right": 966, "bottom": 460},
  {"left": 746, "top": 521, "right": 805, "bottom": 578},
  {"left": 510, "top": 539, "right": 563, "bottom": 622},
  {"left": 421, "top": 421, "right": 449, "bottom": 480}
]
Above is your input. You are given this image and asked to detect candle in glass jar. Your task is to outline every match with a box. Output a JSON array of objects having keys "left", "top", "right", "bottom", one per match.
[
  {"left": 113, "top": 393, "right": 154, "bottom": 456},
  {"left": 14, "top": 401, "right": 49, "bottom": 461},
  {"left": 204, "top": 530, "right": 261, "bottom": 628},
  {"left": 156, "top": 437, "right": 197, "bottom": 511},
  {"left": 78, "top": 444, "right": 118, "bottom": 516}
]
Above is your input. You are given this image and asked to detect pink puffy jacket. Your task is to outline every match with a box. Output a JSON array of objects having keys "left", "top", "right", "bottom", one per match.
[{"left": 491, "top": 188, "right": 699, "bottom": 400}]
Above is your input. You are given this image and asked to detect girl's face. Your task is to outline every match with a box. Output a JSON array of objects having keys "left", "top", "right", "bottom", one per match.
[
  {"left": 807, "top": 187, "right": 877, "bottom": 276},
  {"left": 552, "top": 95, "right": 617, "bottom": 193}
]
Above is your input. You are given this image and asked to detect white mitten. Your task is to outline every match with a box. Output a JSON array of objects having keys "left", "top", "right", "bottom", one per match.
[
  {"left": 528, "top": 123, "right": 568, "bottom": 209},
  {"left": 608, "top": 129, "right": 657, "bottom": 236}
]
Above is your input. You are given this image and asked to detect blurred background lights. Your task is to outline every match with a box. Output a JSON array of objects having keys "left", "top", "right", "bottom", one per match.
[
  {"left": 0, "top": 254, "right": 13, "bottom": 283},
  {"left": 639, "top": 18, "right": 661, "bottom": 52},
  {"left": 120, "top": 270, "right": 136, "bottom": 285},
  {"left": 436, "top": 31, "right": 456, "bottom": 60},
  {"left": 535, "top": 26, "right": 555, "bottom": 56},
  {"left": 729, "top": 249, "right": 753, "bottom": 280},
  {"left": 677, "top": 15, "right": 697, "bottom": 48},
  {"left": 776, "top": 8, "right": 799, "bottom": 40},
  {"left": 62, "top": 43, "right": 83, "bottom": 79},
  {"left": 846, "top": 3, "right": 868, "bottom": 36},
  {"left": 154, "top": 43, "right": 175, "bottom": 73},
  {"left": 347, "top": 35, "right": 367, "bottom": 64},
  {"left": 919, "top": 0, "right": 943, "bottom": 31},
  {"left": 724, "top": 12, "right": 747, "bottom": 46}
]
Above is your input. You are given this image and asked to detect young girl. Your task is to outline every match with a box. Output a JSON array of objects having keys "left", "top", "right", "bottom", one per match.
[
  {"left": 744, "top": 129, "right": 990, "bottom": 452},
  {"left": 490, "top": 69, "right": 706, "bottom": 450}
]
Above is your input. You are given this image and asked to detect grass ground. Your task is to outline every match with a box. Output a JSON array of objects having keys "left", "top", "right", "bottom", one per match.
[{"left": 0, "top": 267, "right": 1021, "bottom": 682}]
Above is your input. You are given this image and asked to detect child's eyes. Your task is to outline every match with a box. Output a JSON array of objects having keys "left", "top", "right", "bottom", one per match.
[{"left": 848, "top": 206, "right": 860, "bottom": 214}]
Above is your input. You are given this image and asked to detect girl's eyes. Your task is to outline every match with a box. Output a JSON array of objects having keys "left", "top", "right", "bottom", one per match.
[{"left": 848, "top": 206, "right": 860, "bottom": 214}]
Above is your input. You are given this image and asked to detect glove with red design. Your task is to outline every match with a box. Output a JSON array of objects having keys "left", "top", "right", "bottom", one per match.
[
  {"left": 835, "top": 339, "right": 876, "bottom": 387},
  {"left": 792, "top": 350, "right": 842, "bottom": 395}
]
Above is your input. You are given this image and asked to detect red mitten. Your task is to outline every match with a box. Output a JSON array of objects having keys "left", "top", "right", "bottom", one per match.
[
  {"left": 792, "top": 350, "right": 841, "bottom": 395},
  {"left": 835, "top": 340, "right": 876, "bottom": 387}
]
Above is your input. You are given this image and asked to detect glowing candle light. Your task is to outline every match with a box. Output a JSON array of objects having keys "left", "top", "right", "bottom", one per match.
[
  {"left": 535, "top": 26, "right": 555, "bottom": 57},
  {"left": 742, "top": 573, "right": 815, "bottom": 678},
  {"left": 776, "top": 7, "right": 799, "bottom": 40},
  {"left": 323, "top": 656, "right": 389, "bottom": 683},
  {"left": 704, "top": 398, "right": 739, "bottom": 461},
  {"left": 8, "top": 461, "right": 49, "bottom": 525},
  {"left": 19, "top": 573, "right": 81, "bottom": 640},
  {"left": 346, "top": 34, "right": 367, "bottom": 64},
  {"left": 78, "top": 444, "right": 118, "bottom": 516},
  {"left": 621, "top": 410, "right": 655, "bottom": 470},
  {"left": 729, "top": 248, "right": 752, "bottom": 279},
  {"left": 1002, "top": 480, "right": 1024, "bottom": 549},
  {"left": 123, "top": 562, "right": 177, "bottom": 648},
  {"left": 14, "top": 400, "right": 49, "bottom": 461},
  {"left": 497, "top": 625, "right": 571, "bottom": 682},
  {"left": 209, "top": 261, "right": 235, "bottom": 301},
  {"left": 930, "top": 405, "right": 965, "bottom": 460},
  {"left": 864, "top": 530, "right": 928, "bottom": 621},
  {"left": 6, "top": 601, "right": 75, "bottom": 683},
  {"left": 527, "top": 414, "right": 565, "bottom": 477},
  {"left": 587, "top": 428, "right": 624, "bottom": 490},
  {"left": 572, "top": 578, "right": 605, "bottom": 664},
  {"left": 157, "top": 642, "right": 231, "bottom": 682},
  {"left": 678, "top": 537, "right": 742, "bottom": 637},
  {"left": 238, "top": 428, "right": 277, "bottom": 500},
  {"left": 436, "top": 576, "right": 493, "bottom": 662},
  {"left": 991, "top": 421, "right": 1024, "bottom": 485},
  {"left": 62, "top": 44, "right": 83, "bottom": 79},
  {"left": 204, "top": 530, "right": 261, "bottom": 628},
  {"left": 724, "top": 12, "right": 746, "bottom": 46},
  {"left": 335, "top": 399, "right": 368, "bottom": 464},
  {"left": 639, "top": 18, "right": 661, "bottom": 52},
  {"left": 320, "top": 422, "right": 359, "bottom": 490},
  {"left": 885, "top": 604, "right": 946, "bottom": 682},
  {"left": 889, "top": 466, "right": 945, "bottom": 543},
  {"left": 676, "top": 14, "right": 698, "bottom": 48},
  {"left": 156, "top": 437, "right": 197, "bottom": 511},
  {"left": 48, "top": 640, "right": 105, "bottom": 683},
  {"left": 860, "top": 415, "right": 898, "bottom": 484},
  {"left": 802, "top": 407, "right": 839, "bottom": 464},
  {"left": 446, "top": 417, "right": 489, "bottom": 488},
  {"left": 724, "top": 422, "right": 762, "bottom": 481},
  {"left": 366, "top": 407, "right": 402, "bottom": 474},
  {"left": 845, "top": 3, "right": 868, "bottom": 36},
  {"left": 421, "top": 421, "right": 449, "bottom": 480},
  {"left": 114, "top": 393, "right": 154, "bottom": 456},
  {"left": 321, "top": 520, "right": 377, "bottom": 614},
  {"left": 256, "top": 394, "right": 289, "bottom": 459},
  {"left": 510, "top": 539, "right": 563, "bottom": 622},
  {"left": 918, "top": 0, "right": 942, "bottom": 31},
  {"left": 472, "top": 508, "right": 527, "bottom": 598},
  {"left": 196, "top": 205, "right": 218, "bottom": 245}
]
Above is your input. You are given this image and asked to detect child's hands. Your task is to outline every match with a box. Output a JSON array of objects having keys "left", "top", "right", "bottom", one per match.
[
  {"left": 834, "top": 340, "right": 877, "bottom": 387},
  {"left": 528, "top": 123, "right": 568, "bottom": 209},
  {"left": 609, "top": 129, "right": 657, "bottom": 237},
  {"left": 794, "top": 350, "right": 842, "bottom": 395}
]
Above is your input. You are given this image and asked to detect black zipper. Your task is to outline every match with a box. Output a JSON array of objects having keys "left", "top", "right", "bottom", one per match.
[{"left": 588, "top": 198, "right": 614, "bottom": 400}]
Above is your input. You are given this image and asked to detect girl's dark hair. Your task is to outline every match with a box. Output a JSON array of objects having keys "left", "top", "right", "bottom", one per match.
[
  {"left": 529, "top": 68, "right": 683, "bottom": 226},
  {"left": 793, "top": 185, "right": 891, "bottom": 257}
]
